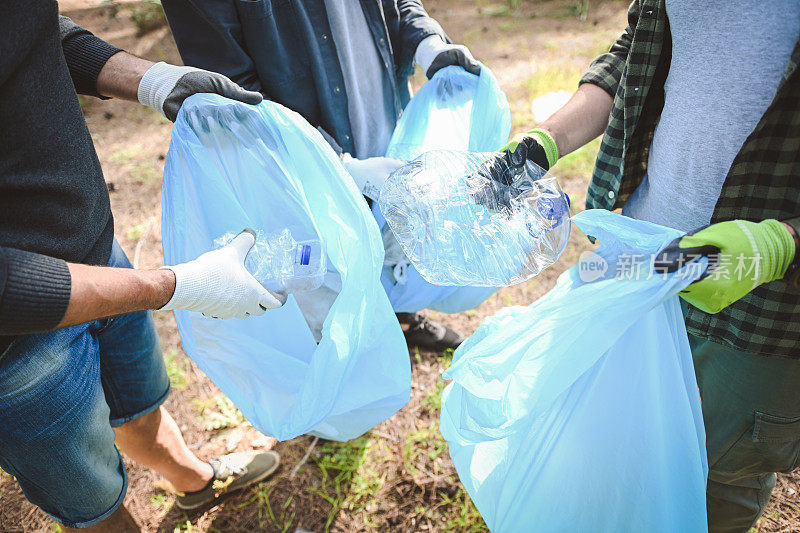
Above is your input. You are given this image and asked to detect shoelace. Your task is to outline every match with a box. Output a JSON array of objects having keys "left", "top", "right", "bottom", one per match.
[{"left": 216, "top": 455, "right": 248, "bottom": 478}]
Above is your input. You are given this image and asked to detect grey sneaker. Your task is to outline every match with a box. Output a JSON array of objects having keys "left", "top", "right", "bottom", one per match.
[
  {"left": 397, "top": 312, "right": 465, "bottom": 351},
  {"left": 175, "top": 450, "right": 280, "bottom": 510}
]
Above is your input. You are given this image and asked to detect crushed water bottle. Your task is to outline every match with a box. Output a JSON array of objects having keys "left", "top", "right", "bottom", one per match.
[
  {"left": 379, "top": 150, "right": 571, "bottom": 287},
  {"left": 213, "top": 229, "right": 326, "bottom": 294}
]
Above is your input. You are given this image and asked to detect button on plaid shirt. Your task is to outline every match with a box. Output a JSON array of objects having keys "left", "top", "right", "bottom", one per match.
[{"left": 579, "top": 0, "right": 800, "bottom": 357}]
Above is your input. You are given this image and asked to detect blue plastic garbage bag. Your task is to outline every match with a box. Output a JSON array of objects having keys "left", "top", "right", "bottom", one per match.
[
  {"left": 375, "top": 65, "right": 511, "bottom": 313},
  {"left": 385, "top": 65, "right": 511, "bottom": 161},
  {"left": 440, "top": 209, "right": 709, "bottom": 532},
  {"left": 161, "top": 94, "right": 409, "bottom": 441}
]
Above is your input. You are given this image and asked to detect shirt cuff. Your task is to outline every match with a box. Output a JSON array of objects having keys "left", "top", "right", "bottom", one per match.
[
  {"left": 60, "top": 25, "right": 123, "bottom": 98},
  {"left": 0, "top": 248, "right": 72, "bottom": 335},
  {"left": 414, "top": 35, "right": 449, "bottom": 73},
  {"left": 578, "top": 53, "right": 625, "bottom": 98}
]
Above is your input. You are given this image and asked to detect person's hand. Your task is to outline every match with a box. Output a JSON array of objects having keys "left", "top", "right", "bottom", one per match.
[
  {"left": 653, "top": 219, "right": 796, "bottom": 314},
  {"left": 498, "top": 130, "right": 559, "bottom": 172},
  {"left": 138, "top": 62, "right": 263, "bottom": 121},
  {"left": 475, "top": 129, "right": 559, "bottom": 193},
  {"left": 341, "top": 154, "right": 405, "bottom": 201},
  {"left": 415, "top": 35, "right": 481, "bottom": 79},
  {"left": 160, "top": 229, "right": 285, "bottom": 319}
]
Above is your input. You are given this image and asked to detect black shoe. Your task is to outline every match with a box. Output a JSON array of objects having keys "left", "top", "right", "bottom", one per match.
[
  {"left": 175, "top": 451, "right": 280, "bottom": 510},
  {"left": 397, "top": 312, "right": 465, "bottom": 351}
]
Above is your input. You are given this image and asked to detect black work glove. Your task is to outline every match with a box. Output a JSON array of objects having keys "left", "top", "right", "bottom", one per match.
[
  {"left": 469, "top": 130, "right": 559, "bottom": 208},
  {"left": 499, "top": 133, "right": 553, "bottom": 173},
  {"left": 415, "top": 36, "right": 481, "bottom": 79},
  {"left": 481, "top": 131, "right": 557, "bottom": 186},
  {"left": 138, "top": 62, "right": 263, "bottom": 122}
]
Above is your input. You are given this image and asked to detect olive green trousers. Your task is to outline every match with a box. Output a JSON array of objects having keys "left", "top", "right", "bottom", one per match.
[{"left": 689, "top": 331, "right": 800, "bottom": 532}]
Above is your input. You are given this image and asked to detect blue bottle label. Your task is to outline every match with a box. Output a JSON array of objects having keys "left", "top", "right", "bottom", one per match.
[{"left": 300, "top": 244, "right": 311, "bottom": 266}]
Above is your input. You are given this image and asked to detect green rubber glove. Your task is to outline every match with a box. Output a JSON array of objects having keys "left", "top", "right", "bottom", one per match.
[
  {"left": 498, "top": 129, "right": 559, "bottom": 171},
  {"left": 654, "top": 219, "right": 796, "bottom": 314}
]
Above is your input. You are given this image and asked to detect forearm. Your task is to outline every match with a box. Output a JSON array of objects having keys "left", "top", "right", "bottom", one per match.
[
  {"left": 59, "top": 15, "right": 156, "bottom": 102},
  {"left": 98, "top": 50, "right": 263, "bottom": 120},
  {"left": 58, "top": 264, "right": 175, "bottom": 328},
  {"left": 535, "top": 83, "right": 614, "bottom": 158},
  {"left": 96, "top": 51, "right": 155, "bottom": 101}
]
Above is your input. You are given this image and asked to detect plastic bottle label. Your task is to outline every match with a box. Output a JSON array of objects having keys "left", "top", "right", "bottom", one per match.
[{"left": 300, "top": 244, "right": 312, "bottom": 266}]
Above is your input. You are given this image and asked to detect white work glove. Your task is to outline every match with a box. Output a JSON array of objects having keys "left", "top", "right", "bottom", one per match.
[
  {"left": 138, "top": 62, "right": 263, "bottom": 122},
  {"left": 414, "top": 35, "right": 481, "bottom": 79},
  {"left": 341, "top": 154, "right": 405, "bottom": 201},
  {"left": 160, "top": 229, "right": 285, "bottom": 319}
]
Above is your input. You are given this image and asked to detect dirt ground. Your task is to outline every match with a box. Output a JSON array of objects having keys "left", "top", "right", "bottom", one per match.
[{"left": 1, "top": 1, "right": 798, "bottom": 532}]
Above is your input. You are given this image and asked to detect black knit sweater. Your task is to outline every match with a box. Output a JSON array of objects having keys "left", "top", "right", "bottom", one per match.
[{"left": 0, "top": 2, "right": 122, "bottom": 344}]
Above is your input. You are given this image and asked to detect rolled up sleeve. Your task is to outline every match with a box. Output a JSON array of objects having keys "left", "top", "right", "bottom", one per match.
[
  {"left": 58, "top": 15, "right": 123, "bottom": 98},
  {"left": 0, "top": 247, "right": 72, "bottom": 336},
  {"left": 579, "top": 0, "right": 640, "bottom": 97}
]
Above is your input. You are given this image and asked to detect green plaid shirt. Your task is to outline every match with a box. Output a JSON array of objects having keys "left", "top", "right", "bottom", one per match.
[{"left": 580, "top": 0, "right": 800, "bottom": 357}]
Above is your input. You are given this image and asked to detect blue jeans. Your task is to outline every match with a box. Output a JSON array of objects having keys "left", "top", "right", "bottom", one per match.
[{"left": 0, "top": 241, "right": 170, "bottom": 528}]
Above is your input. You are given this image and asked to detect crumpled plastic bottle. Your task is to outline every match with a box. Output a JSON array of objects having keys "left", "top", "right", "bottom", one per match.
[
  {"left": 213, "top": 229, "right": 327, "bottom": 294},
  {"left": 379, "top": 150, "right": 571, "bottom": 287}
]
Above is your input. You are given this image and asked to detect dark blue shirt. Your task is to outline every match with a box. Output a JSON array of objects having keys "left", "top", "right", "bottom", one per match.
[{"left": 161, "top": 0, "right": 448, "bottom": 155}]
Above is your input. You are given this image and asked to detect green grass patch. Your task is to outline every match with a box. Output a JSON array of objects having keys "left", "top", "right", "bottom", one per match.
[
  {"left": 440, "top": 488, "right": 488, "bottom": 532},
  {"left": 164, "top": 349, "right": 191, "bottom": 389},
  {"left": 552, "top": 136, "right": 601, "bottom": 181},
  {"left": 126, "top": 222, "right": 147, "bottom": 241},
  {"left": 131, "top": 162, "right": 161, "bottom": 184},
  {"left": 509, "top": 64, "right": 583, "bottom": 129},
  {"left": 442, "top": 347, "right": 455, "bottom": 368},
  {"left": 403, "top": 423, "right": 448, "bottom": 476},
  {"left": 109, "top": 144, "right": 146, "bottom": 164},
  {"left": 480, "top": 4, "right": 510, "bottom": 17},
  {"left": 310, "top": 436, "right": 385, "bottom": 530},
  {"left": 103, "top": 0, "right": 166, "bottom": 35},
  {"left": 240, "top": 480, "right": 296, "bottom": 533},
  {"left": 172, "top": 520, "right": 197, "bottom": 532},
  {"left": 108, "top": 144, "right": 161, "bottom": 184},
  {"left": 554, "top": 0, "right": 591, "bottom": 20},
  {"left": 285, "top": 387, "right": 485, "bottom": 531},
  {"left": 423, "top": 381, "right": 446, "bottom": 412},
  {"left": 192, "top": 396, "right": 215, "bottom": 415},
  {"left": 149, "top": 492, "right": 174, "bottom": 514},
  {"left": 526, "top": 64, "right": 583, "bottom": 96},
  {"left": 543, "top": 39, "right": 561, "bottom": 51},
  {"left": 129, "top": 1, "right": 167, "bottom": 34},
  {"left": 197, "top": 395, "right": 247, "bottom": 430}
]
